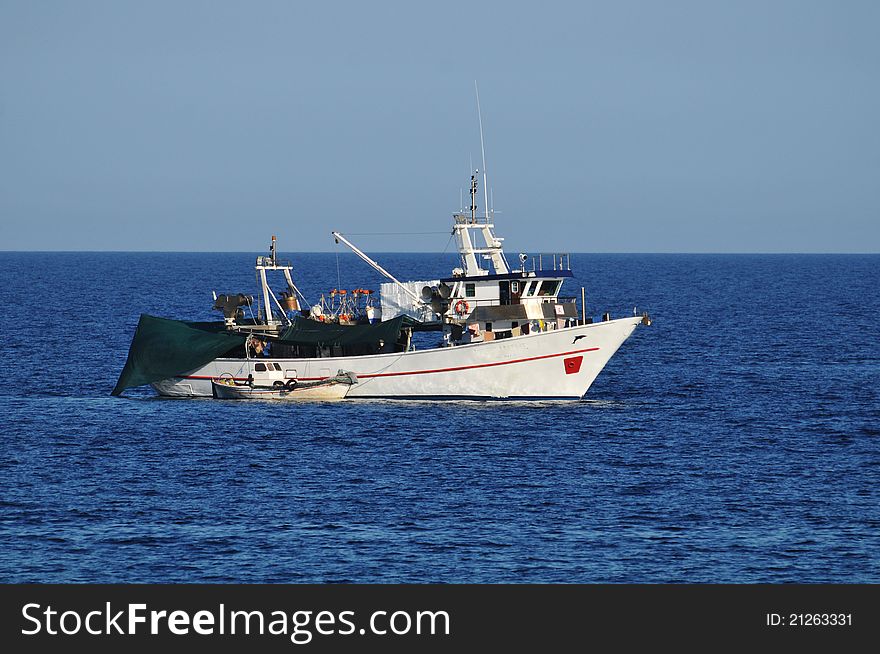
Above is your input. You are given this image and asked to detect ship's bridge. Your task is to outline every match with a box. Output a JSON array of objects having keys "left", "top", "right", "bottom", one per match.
[
  {"left": 441, "top": 253, "right": 574, "bottom": 319},
  {"left": 440, "top": 255, "right": 581, "bottom": 345}
]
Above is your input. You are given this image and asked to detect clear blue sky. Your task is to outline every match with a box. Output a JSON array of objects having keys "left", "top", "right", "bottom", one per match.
[{"left": 1, "top": 0, "right": 877, "bottom": 252}]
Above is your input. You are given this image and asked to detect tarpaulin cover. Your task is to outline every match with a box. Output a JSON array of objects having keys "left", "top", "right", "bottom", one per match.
[
  {"left": 112, "top": 314, "right": 418, "bottom": 395},
  {"left": 112, "top": 314, "right": 246, "bottom": 396},
  {"left": 275, "top": 314, "right": 414, "bottom": 346}
]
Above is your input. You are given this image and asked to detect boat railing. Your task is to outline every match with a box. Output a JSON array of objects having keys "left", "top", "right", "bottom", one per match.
[
  {"left": 453, "top": 212, "right": 491, "bottom": 225},
  {"left": 255, "top": 258, "right": 294, "bottom": 269},
  {"left": 527, "top": 253, "right": 571, "bottom": 272}
]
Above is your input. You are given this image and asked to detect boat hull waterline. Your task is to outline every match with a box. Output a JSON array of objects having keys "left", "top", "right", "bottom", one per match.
[{"left": 152, "top": 316, "right": 641, "bottom": 400}]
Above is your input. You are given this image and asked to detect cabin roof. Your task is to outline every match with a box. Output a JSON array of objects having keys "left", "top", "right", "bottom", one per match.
[{"left": 440, "top": 270, "right": 573, "bottom": 284}]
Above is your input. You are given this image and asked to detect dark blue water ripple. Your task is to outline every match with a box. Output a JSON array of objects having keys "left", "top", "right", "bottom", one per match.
[{"left": 0, "top": 252, "right": 878, "bottom": 582}]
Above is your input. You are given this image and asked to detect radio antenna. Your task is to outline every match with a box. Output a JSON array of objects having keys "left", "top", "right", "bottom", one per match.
[{"left": 475, "top": 81, "right": 490, "bottom": 223}]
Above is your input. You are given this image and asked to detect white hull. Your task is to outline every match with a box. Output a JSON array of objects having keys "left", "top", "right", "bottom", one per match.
[{"left": 152, "top": 316, "right": 641, "bottom": 400}]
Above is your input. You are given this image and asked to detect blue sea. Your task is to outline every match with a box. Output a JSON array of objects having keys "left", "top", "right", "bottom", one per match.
[{"left": 1, "top": 252, "right": 878, "bottom": 583}]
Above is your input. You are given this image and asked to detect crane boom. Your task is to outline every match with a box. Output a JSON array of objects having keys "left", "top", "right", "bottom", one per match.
[{"left": 331, "top": 231, "right": 425, "bottom": 305}]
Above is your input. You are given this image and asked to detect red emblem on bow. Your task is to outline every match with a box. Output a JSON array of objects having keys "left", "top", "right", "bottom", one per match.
[{"left": 564, "top": 356, "right": 583, "bottom": 375}]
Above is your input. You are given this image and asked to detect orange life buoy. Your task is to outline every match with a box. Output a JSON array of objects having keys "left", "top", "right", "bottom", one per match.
[{"left": 453, "top": 299, "right": 470, "bottom": 316}]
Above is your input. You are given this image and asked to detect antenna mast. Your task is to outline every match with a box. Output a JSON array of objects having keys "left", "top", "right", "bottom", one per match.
[
  {"left": 475, "top": 81, "right": 491, "bottom": 223},
  {"left": 469, "top": 173, "right": 477, "bottom": 223},
  {"left": 450, "top": 83, "right": 510, "bottom": 276}
]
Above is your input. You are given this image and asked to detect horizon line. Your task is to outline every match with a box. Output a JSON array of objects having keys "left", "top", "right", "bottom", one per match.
[{"left": 1, "top": 250, "right": 878, "bottom": 255}]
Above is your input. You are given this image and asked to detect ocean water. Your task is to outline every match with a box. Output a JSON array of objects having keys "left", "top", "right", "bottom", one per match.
[{"left": 0, "top": 252, "right": 878, "bottom": 583}]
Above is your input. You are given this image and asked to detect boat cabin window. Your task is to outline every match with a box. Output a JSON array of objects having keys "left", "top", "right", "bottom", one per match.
[
  {"left": 537, "top": 280, "right": 561, "bottom": 296},
  {"left": 273, "top": 363, "right": 282, "bottom": 371},
  {"left": 511, "top": 281, "right": 520, "bottom": 294},
  {"left": 499, "top": 281, "right": 510, "bottom": 305},
  {"left": 485, "top": 322, "right": 492, "bottom": 331},
  {"left": 523, "top": 282, "right": 536, "bottom": 297},
  {"left": 254, "top": 363, "right": 267, "bottom": 372},
  {"left": 465, "top": 283, "right": 476, "bottom": 298}
]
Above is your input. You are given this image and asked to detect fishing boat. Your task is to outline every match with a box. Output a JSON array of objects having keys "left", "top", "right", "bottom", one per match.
[
  {"left": 113, "top": 102, "right": 650, "bottom": 401},
  {"left": 113, "top": 214, "right": 649, "bottom": 400},
  {"left": 211, "top": 366, "right": 357, "bottom": 401}
]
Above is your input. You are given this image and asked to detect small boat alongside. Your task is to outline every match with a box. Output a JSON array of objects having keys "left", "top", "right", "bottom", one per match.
[{"left": 211, "top": 367, "right": 357, "bottom": 401}]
